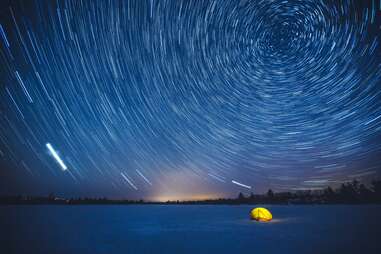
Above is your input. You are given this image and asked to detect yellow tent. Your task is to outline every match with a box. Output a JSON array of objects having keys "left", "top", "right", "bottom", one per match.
[{"left": 250, "top": 207, "right": 272, "bottom": 222}]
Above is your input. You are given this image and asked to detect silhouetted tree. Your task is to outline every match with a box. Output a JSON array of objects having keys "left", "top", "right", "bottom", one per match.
[
  {"left": 238, "top": 192, "right": 246, "bottom": 202},
  {"left": 267, "top": 189, "right": 274, "bottom": 198},
  {"left": 248, "top": 192, "right": 255, "bottom": 203},
  {"left": 371, "top": 180, "right": 381, "bottom": 202},
  {"left": 323, "top": 186, "right": 336, "bottom": 203},
  {"left": 358, "top": 184, "right": 373, "bottom": 203},
  {"left": 48, "top": 193, "right": 55, "bottom": 200},
  {"left": 338, "top": 180, "right": 360, "bottom": 203}
]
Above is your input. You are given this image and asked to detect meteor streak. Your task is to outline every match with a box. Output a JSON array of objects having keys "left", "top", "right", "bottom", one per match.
[
  {"left": 232, "top": 180, "right": 251, "bottom": 189},
  {"left": 46, "top": 143, "right": 67, "bottom": 170}
]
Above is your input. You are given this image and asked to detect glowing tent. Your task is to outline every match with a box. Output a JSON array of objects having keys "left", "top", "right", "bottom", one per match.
[{"left": 250, "top": 207, "right": 272, "bottom": 222}]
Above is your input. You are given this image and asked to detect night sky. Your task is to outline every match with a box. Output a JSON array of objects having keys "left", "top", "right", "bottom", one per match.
[{"left": 0, "top": 0, "right": 381, "bottom": 201}]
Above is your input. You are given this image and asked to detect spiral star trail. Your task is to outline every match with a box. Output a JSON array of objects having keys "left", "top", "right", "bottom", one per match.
[{"left": 0, "top": 0, "right": 381, "bottom": 200}]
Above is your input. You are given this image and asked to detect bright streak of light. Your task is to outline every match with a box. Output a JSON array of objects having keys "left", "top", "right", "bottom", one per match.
[
  {"left": 121, "top": 172, "right": 138, "bottom": 190},
  {"left": 46, "top": 143, "right": 67, "bottom": 170},
  {"left": 136, "top": 169, "right": 152, "bottom": 185},
  {"left": 232, "top": 180, "right": 251, "bottom": 189}
]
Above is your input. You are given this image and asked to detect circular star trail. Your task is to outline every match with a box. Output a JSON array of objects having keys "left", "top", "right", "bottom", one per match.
[{"left": 0, "top": 0, "right": 381, "bottom": 199}]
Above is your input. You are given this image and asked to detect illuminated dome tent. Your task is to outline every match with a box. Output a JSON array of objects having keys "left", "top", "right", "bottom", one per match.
[{"left": 250, "top": 207, "right": 272, "bottom": 222}]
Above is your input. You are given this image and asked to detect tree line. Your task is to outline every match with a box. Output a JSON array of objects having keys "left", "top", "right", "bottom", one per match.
[
  {"left": 231, "top": 179, "right": 381, "bottom": 205},
  {"left": 1, "top": 179, "right": 380, "bottom": 205}
]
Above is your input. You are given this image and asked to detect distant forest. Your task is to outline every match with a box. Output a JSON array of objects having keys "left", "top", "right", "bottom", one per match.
[{"left": 1, "top": 179, "right": 381, "bottom": 205}]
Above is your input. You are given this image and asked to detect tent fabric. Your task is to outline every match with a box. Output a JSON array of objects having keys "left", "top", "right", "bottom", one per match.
[{"left": 250, "top": 207, "right": 272, "bottom": 221}]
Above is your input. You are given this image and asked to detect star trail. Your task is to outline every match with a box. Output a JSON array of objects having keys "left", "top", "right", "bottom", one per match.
[{"left": 0, "top": 0, "right": 381, "bottom": 200}]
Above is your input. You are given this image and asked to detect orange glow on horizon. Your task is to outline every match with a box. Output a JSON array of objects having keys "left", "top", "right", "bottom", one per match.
[{"left": 147, "top": 193, "right": 223, "bottom": 202}]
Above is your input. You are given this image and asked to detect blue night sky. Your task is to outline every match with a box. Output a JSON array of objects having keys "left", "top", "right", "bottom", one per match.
[{"left": 0, "top": 0, "right": 381, "bottom": 201}]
